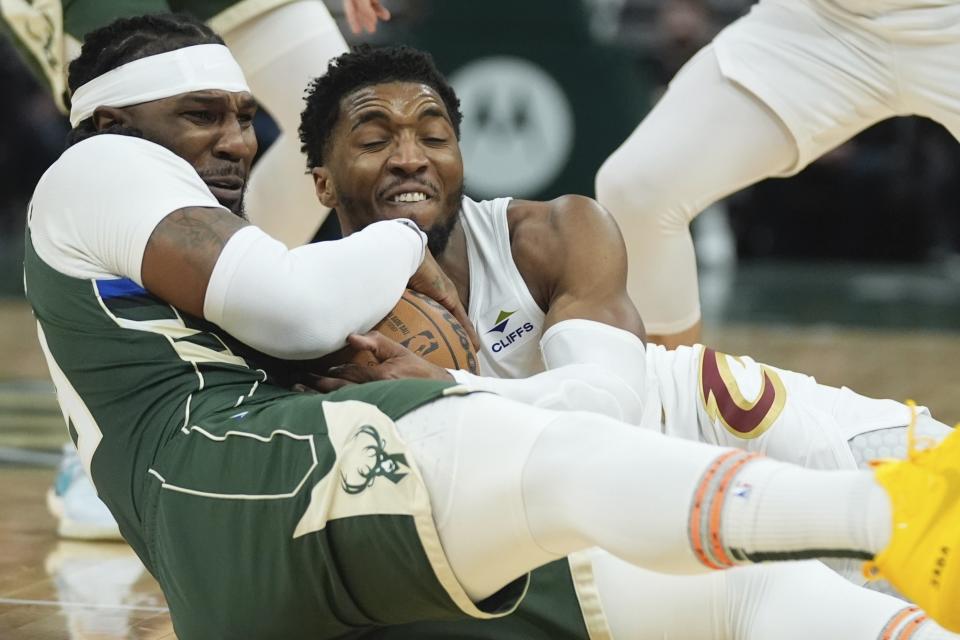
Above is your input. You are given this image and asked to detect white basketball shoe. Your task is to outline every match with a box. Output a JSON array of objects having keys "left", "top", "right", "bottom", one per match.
[{"left": 47, "top": 444, "right": 122, "bottom": 541}]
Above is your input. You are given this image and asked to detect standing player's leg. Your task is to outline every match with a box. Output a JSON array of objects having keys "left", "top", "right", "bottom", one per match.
[
  {"left": 596, "top": 0, "right": 902, "bottom": 349},
  {"left": 594, "top": 46, "right": 797, "bottom": 347},
  {"left": 899, "top": 34, "right": 960, "bottom": 153},
  {"left": 220, "top": 0, "right": 348, "bottom": 247}
]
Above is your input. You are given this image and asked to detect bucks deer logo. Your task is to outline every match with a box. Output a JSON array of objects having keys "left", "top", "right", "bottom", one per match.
[{"left": 340, "top": 425, "right": 409, "bottom": 495}]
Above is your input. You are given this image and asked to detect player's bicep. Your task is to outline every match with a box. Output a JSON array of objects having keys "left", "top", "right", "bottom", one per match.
[
  {"left": 141, "top": 207, "right": 249, "bottom": 317},
  {"left": 543, "top": 197, "right": 646, "bottom": 339}
]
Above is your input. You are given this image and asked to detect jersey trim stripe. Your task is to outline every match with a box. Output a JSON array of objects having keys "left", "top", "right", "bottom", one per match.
[{"left": 96, "top": 277, "right": 148, "bottom": 299}]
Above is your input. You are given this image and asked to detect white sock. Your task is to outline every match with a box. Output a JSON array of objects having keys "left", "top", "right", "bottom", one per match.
[
  {"left": 879, "top": 606, "right": 960, "bottom": 640},
  {"left": 720, "top": 458, "right": 892, "bottom": 563}
]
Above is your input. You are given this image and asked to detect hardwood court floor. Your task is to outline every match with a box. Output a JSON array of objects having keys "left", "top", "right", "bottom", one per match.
[
  {"left": 1, "top": 299, "right": 959, "bottom": 639},
  {"left": 0, "top": 467, "right": 174, "bottom": 639}
]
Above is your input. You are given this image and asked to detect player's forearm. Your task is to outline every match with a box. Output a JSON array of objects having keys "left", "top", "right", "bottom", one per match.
[
  {"left": 449, "top": 319, "right": 650, "bottom": 423},
  {"left": 448, "top": 364, "right": 645, "bottom": 424},
  {"left": 540, "top": 319, "right": 648, "bottom": 392},
  {"left": 203, "top": 219, "right": 425, "bottom": 359}
]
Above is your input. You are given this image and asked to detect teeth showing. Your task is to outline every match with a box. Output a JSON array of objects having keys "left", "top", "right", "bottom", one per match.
[{"left": 391, "top": 192, "right": 427, "bottom": 203}]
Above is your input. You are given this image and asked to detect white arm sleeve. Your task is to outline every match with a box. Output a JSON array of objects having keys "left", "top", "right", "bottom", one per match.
[
  {"left": 449, "top": 364, "right": 645, "bottom": 424},
  {"left": 203, "top": 219, "right": 426, "bottom": 360},
  {"left": 540, "top": 319, "right": 648, "bottom": 392},
  {"left": 447, "top": 319, "right": 648, "bottom": 424}
]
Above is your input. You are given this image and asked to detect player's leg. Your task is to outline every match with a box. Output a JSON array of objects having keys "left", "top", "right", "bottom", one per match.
[
  {"left": 647, "top": 343, "right": 954, "bottom": 471},
  {"left": 594, "top": 46, "right": 797, "bottom": 347},
  {"left": 145, "top": 383, "right": 960, "bottom": 637},
  {"left": 589, "top": 551, "right": 957, "bottom": 640},
  {"left": 896, "top": 32, "right": 960, "bottom": 147},
  {"left": 219, "top": 0, "right": 348, "bottom": 247},
  {"left": 399, "top": 393, "right": 894, "bottom": 601},
  {"left": 147, "top": 382, "right": 513, "bottom": 639},
  {"left": 729, "top": 560, "right": 956, "bottom": 640},
  {"left": 596, "top": 0, "right": 900, "bottom": 348}
]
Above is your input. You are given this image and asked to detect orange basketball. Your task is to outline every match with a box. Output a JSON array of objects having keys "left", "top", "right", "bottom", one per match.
[{"left": 359, "top": 289, "right": 479, "bottom": 373}]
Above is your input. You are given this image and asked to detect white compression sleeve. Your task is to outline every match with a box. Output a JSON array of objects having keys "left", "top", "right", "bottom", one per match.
[
  {"left": 203, "top": 220, "right": 425, "bottom": 359},
  {"left": 447, "top": 319, "right": 647, "bottom": 424},
  {"left": 539, "top": 319, "right": 647, "bottom": 392},
  {"left": 448, "top": 364, "right": 644, "bottom": 424}
]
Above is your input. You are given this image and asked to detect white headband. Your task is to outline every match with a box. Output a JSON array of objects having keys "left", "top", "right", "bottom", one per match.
[{"left": 69, "top": 44, "right": 250, "bottom": 127}]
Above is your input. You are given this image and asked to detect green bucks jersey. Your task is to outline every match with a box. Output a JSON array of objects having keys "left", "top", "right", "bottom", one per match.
[
  {"left": 23, "top": 133, "right": 529, "bottom": 638},
  {"left": 23, "top": 134, "right": 273, "bottom": 557}
]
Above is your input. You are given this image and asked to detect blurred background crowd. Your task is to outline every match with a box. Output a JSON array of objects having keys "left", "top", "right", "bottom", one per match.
[{"left": 2, "top": 0, "right": 959, "bottom": 328}]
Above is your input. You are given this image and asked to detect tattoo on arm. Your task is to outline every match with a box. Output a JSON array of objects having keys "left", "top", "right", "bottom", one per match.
[
  {"left": 154, "top": 208, "right": 247, "bottom": 256},
  {"left": 142, "top": 207, "right": 249, "bottom": 317}
]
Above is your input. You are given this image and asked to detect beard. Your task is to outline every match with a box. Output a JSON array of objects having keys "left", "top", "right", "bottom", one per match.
[
  {"left": 196, "top": 165, "right": 249, "bottom": 219},
  {"left": 426, "top": 200, "right": 462, "bottom": 256},
  {"left": 424, "top": 182, "right": 465, "bottom": 257}
]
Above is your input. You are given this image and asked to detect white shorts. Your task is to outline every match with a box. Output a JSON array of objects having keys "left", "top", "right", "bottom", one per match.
[
  {"left": 647, "top": 344, "right": 926, "bottom": 470},
  {"left": 711, "top": 0, "right": 960, "bottom": 174}
]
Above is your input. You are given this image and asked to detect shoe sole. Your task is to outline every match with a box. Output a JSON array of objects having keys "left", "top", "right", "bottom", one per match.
[{"left": 46, "top": 488, "right": 123, "bottom": 541}]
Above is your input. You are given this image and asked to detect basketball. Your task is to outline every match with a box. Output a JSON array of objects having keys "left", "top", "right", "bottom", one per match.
[{"left": 356, "top": 289, "right": 480, "bottom": 373}]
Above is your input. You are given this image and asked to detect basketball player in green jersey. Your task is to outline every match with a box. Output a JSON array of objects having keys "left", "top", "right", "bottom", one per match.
[
  {"left": 2, "top": 0, "right": 389, "bottom": 539},
  {"left": 0, "top": 0, "right": 387, "bottom": 245},
  {"left": 25, "top": 15, "right": 960, "bottom": 638},
  {"left": 303, "top": 45, "right": 960, "bottom": 640}
]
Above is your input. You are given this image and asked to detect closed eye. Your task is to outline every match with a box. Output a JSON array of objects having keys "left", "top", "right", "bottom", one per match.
[{"left": 184, "top": 110, "right": 217, "bottom": 124}]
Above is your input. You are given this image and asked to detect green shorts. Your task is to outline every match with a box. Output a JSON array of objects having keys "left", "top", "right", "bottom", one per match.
[
  {"left": 362, "top": 554, "right": 610, "bottom": 640},
  {"left": 0, "top": 0, "right": 294, "bottom": 110},
  {"left": 140, "top": 380, "right": 528, "bottom": 640}
]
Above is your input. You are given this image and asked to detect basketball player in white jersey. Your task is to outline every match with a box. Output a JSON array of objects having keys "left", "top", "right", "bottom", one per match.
[
  {"left": 594, "top": 0, "right": 960, "bottom": 348},
  {"left": 305, "top": 45, "right": 960, "bottom": 639}
]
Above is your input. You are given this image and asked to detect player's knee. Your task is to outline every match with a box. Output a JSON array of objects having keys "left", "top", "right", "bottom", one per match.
[
  {"left": 595, "top": 154, "right": 690, "bottom": 232},
  {"left": 847, "top": 417, "right": 954, "bottom": 470}
]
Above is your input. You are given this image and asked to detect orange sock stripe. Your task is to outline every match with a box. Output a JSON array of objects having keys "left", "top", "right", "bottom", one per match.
[
  {"left": 879, "top": 607, "right": 921, "bottom": 640},
  {"left": 690, "top": 450, "right": 742, "bottom": 570},
  {"left": 897, "top": 615, "right": 928, "bottom": 640},
  {"left": 707, "top": 452, "right": 761, "bottom": 568}
]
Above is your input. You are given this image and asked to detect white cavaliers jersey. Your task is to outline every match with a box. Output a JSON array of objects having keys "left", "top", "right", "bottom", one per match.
[
  {"left": 460, "top": 197, "right": 547, "bottom": 379},
  {"left": 456, "top": 196, "right": 931, "bottom": 473}
]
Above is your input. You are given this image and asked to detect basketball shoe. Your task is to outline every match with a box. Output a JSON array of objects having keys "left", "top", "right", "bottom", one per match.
[
  {"left": 47, "top": 444, "right": 122, "bottom": 541},
  {"left": 865, "top": 405, "right": 960, "bottom": 632}
]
